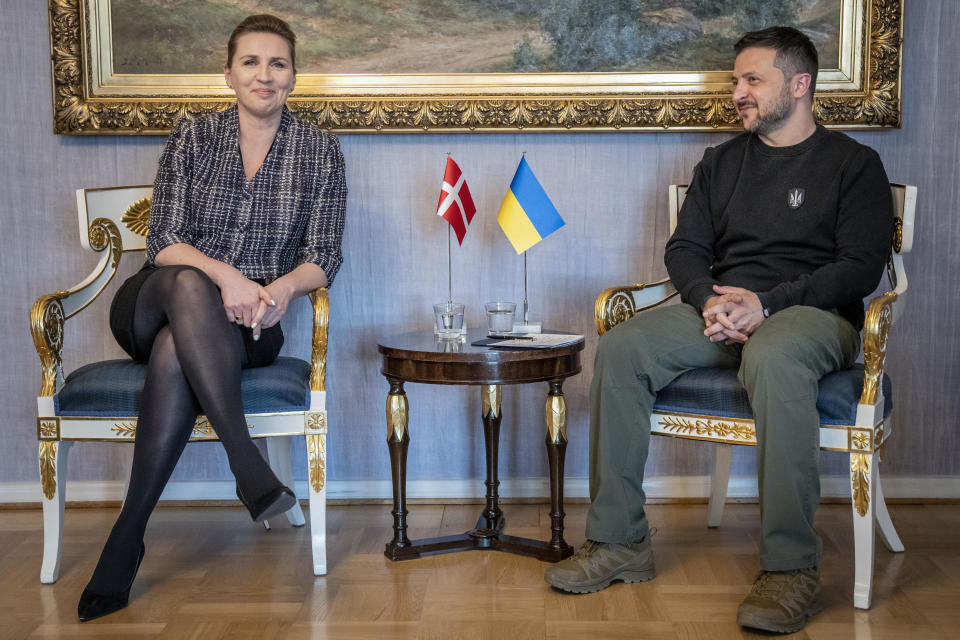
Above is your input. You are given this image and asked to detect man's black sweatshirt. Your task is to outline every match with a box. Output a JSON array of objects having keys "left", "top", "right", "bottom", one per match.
[{"left": 664, "top": 125, "right": 894, "bottom": 332}]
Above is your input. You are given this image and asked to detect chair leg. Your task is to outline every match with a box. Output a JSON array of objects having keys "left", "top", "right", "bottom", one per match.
[
  {"left": 265, "top": 437, "right": 306, "bottom": 527},
  {"left": 707, "top": 443, "right": 732, "bottom": 528},
  {"left": 850, "top": 450, "right": 878, "bottom": 609},
  {"left": 39, "top": 440, "right": 73, "bottom": 584},
  {"left": 874, "top": 472, "right": 905, "bottom": 553},
  {"left": 305, "top": 432, "right": 327, "bottom": 576}
]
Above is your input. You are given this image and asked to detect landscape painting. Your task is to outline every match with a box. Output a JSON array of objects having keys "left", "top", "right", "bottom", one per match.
[
  {"left": 110, "top": 0, "right": 841, "bottom": 75},
  {"left": 49, "top": 0, "right": 902, "bottom": 134}
]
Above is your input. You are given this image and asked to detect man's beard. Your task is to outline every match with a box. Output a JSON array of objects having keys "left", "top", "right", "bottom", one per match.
[{"left": 743, "top": 82, "right": 793, "bottom": 135}]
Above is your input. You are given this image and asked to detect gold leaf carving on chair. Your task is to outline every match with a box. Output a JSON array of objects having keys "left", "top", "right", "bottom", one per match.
[
  {"left": 851, "top": 452, "right": 871, "bottom": 517},
  {"left": 192, "top": 416, "right": 253, "bottom": 436},
  {"left": 851, "top": 431, "right": 871, "bottom": 451},
  {"left": 306, "top": 411, "right": 327, "bottom": 433},
  {"left": 31, "top": 296, "right": 65, "bottom": 397},
  {"left": 88, "top": 218, "right": 123, "bottom": 269},
  {"left": 606, "top": 291, "right": 637, "bottom": 331},
  {"left": 121, "top": 198, "right": 151, "bottom": 236},
  {"left": 659, "top": 416, "right": 755, "bottom": 441},
  {"left": 309, "top": 289, "right": 329, "bottom": 392},
  {"left": 39, "top": 420, "right": 58, "bottom": 439},
  {"left": 862, "top": 293, "right": 896, "bottom": 406},
  {"left": 307, "top": 434, "right": 326, "bottom": 492},
  {"left": 193, "top": 417, "right": 214, "bottom": 436},
  {"left": 111, "top": 422, "right": 137, "bottom": 438},
  {"left": 39, "top": 442, "right": 58, "bottom": 500}
]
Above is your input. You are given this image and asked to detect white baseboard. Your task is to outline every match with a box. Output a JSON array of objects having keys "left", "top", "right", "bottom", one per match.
[{"left": 1, "top": 475, "right": 959, "bottom": 504}]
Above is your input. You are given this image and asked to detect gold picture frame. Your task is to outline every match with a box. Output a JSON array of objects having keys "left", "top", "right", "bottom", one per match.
[{"left": 49, "top": 0, "right": 903, "bottom": 135}]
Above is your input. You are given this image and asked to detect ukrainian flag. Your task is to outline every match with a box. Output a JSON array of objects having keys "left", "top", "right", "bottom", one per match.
[{"left": 497, "top": 157, "right": 565, "bottom": 254}]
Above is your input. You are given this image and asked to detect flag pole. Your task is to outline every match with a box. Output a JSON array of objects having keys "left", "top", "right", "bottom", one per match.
[
  {"left": 523, "top": 251, "right": 529, "bottom": 324},
  {"left": 446, "top": 152, "right": 452, "bottom": 304},
  {"left": 520, "top": 150, "right": 528, "bottom": 323},
  {"left": 448, "top": 225, "right": 452, "bottom": 304}
]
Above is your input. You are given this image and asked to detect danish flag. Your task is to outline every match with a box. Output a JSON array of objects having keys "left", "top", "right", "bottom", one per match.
[{"left": 436, "top": 157, "right": 477, "bottom": 245}]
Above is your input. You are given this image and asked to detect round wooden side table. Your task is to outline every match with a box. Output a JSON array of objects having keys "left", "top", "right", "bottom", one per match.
[{"left": 377, "top": 329, "right": 584, "bottom": 562}]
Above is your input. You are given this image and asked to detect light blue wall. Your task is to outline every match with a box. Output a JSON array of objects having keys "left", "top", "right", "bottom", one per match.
[{"left": 2, "top": 1, "right": 958, "bottom": 493}]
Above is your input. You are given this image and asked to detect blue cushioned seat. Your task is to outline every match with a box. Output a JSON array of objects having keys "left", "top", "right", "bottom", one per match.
[
  {"left": 54, "top": 356, "right": 311, "bottom": 417},
  {"left": 653, "top": 364, "right": 892, "bottom": 426}
]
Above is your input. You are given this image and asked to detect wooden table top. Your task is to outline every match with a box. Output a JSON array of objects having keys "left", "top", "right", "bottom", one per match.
[{"left": 377, "top": 329, "right": 584, "bottom": 386}]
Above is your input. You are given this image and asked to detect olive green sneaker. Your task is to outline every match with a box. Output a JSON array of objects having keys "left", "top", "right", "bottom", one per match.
[
  {"left": 544, "top": 538, "right": 655, "bottom": 594},
  {"left": 737, "top": 567, "right": 822, "bottom": 634}
]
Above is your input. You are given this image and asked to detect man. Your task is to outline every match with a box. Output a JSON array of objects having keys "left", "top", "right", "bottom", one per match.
[{"left": 545, "top": 26, "right": 893, "bottom": 634}]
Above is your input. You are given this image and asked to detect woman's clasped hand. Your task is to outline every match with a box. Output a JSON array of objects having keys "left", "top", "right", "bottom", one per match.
[{"left": 218, "top": 268, "right": 276, "bottom": 336}]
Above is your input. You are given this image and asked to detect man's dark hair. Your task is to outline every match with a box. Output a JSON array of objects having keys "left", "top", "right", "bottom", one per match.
[{"left": 735, "top": 26, "right": 819, "bottom": 97}]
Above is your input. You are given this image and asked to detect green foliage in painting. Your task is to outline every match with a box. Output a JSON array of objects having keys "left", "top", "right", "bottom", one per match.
[
  {"left": 110, "top": 0, "right": 835, "bottom": 75},
  {"left": 521, "top": 0, "right": 804, "bottom": 72},
  {"left": 260, "top": 0, "right": 327, "bottom": 18},
  {"left": 112, "top": 0, "right": 248, "bottom": 74},
  {"left": 537, "top": 0, "right": 656, "bottom": 72}
]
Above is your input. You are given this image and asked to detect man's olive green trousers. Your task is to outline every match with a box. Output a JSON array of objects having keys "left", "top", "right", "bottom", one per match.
[{"left": 585, "top": 303, "right": 859, "bottom": 571}]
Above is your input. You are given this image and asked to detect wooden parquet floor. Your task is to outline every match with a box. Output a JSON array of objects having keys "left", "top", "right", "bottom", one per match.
[{"left": 1, "top": 501, "right": 957, "bottom": 639}]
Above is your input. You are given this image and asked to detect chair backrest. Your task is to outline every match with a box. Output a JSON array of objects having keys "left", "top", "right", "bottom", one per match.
[
  {"left": 886, "top": 184, "right": 916, "bottom": 322},
  {"left": 668, "top": 184, "right": 687, "bottom": 234},
  {"left": 668, "top": 183, "right": 916, "bottom": 320},
  {"left": 77, "top": 185, "right": 153, "bottom": 253},
  {"left": 57, "top": 186, "right": 153, "bottom": 320}
]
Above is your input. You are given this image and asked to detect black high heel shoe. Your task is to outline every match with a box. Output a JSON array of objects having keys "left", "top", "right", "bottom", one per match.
[
  {"left": 77, "top": 541, "right": 145, "bottom": 622},
  {"left": 236, "top": 483, "right": 297, "bottom": 522}
]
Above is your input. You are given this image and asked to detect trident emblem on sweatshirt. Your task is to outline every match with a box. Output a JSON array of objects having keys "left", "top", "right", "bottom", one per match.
[{"left": 787, "top": 188, "right": 805, "bottom": 209}]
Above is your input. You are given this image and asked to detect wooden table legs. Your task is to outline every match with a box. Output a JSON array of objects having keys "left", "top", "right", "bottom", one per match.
[
  {"left": 384, "top": 379, "right": 573, "bottom": 562},
  {"left": 385, "top": 377, "right": 411, "bottom": 554},
  {"left": 545, "top": 379, "right": 570, "bottom": 554},
  {"left": 474, "top": 384, "right": 504, "bottom": 536}
]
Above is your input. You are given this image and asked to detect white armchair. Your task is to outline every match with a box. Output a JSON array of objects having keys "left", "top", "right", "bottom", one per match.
[
  {"left": 594, "top": 183, "right": 916, "bottom": 609},
  {"left": 32, "top": 186, "right": 330, "bottom": 583}
]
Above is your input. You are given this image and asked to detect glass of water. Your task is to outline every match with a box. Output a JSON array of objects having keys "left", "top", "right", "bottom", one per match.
[
  {"left": 434, "top": 302, "right": 465, "bottom": 339},
  {"left": 484, "top": 301, "right": 516, "bottom": 337}
]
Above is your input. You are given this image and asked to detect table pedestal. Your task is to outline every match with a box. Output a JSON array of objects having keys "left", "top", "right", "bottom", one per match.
[{"left": 384, "top": 381, "right": 573, "bottom": 562}]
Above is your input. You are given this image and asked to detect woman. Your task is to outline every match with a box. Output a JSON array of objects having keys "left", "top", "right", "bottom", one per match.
[{"left": 78, "top": 14, "right": 346, "bottom": 622}]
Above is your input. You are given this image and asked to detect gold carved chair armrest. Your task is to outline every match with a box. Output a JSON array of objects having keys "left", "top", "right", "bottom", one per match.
[
  {"left": 859, "top": 291, "right": 897, "bottom": 406},
  {"left": 594, "top": 278, "right": 678, "bottom": 336},
  {"left": 30, "top": 217, "right": 124, "bottom": 396},
  {"left": 30, "top": 292, "right": 69, "bottom": 397},
  {"left": 308, "top": 288, "right": 329, "bottom": 393}
]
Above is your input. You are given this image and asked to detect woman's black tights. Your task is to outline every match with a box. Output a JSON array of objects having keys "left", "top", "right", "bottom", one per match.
[{"left": 85, "top": 266, "right": 283, "bottom": 594}]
